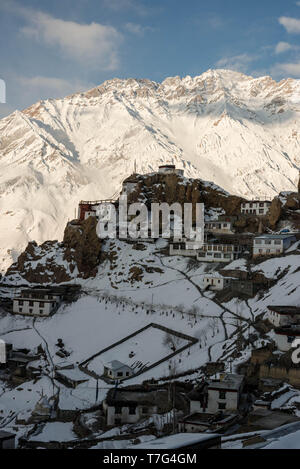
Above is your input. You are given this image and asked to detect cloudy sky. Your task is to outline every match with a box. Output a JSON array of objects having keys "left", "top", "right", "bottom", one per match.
[{"left": 1, "top": 0, "right": 300, "bottom": 117}]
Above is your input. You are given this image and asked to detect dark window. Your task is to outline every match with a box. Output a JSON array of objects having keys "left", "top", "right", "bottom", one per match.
[
  {"left": 218, "top": 402, "right": 226, "bottom": 410},
  {"left": 219, "top": 391, "right": 226, "bottom": 400},
  {"left": 40, "top": 302, "right": 44, "bottom": 308},
  {"left": 19, "top": 300, "right": 23, "bottom": 306},
  {"left": 117, "top": 372, "right": 123, "bottom": 377},
  {"left": 115, "top": 418, "right": 122, "bottom": 425},
  {"left": 115, "top": 406, "right": 122, "bottom": 414},
  {"left": 29, "top": 301, "right": 34, "bottom": 307},
  {"left": 142, "top": 407, "right": 148, "bottom": 414},
  {"left": 129, "top": 407, "right": 136, "bottom": 415}
]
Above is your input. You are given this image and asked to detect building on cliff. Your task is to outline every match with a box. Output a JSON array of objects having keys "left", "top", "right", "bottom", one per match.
[
  {"left": 158, "top": 164, "right": 184, "bottom": 176},
  {"left": 267, "top": 305, "right": 300, "bottom": 328},
  {"left": 241, "top": 200, "right": 271, "bottom": 216}
]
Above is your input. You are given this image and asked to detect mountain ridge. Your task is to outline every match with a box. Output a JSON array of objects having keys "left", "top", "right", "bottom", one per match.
[{"left": 0, "top": 68, "right": 299, "bottom": 271}]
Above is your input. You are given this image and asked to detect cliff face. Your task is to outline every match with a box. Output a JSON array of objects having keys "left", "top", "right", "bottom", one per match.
[
  {"left": 5, "top": 217, "right": 102, "bottom": 283},
  {"left": 125, "top": 173, "right": 245, "bottom": 218},
  {"left": 63, "top": 217, "right": 102, "bottom": 278}
]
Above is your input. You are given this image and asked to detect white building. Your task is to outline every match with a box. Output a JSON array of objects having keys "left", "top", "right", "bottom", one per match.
[
  {"left": 103, "top": 360, "right": 134, "bottom": 381},
  {"left": 253, "top": 234, "right": 296, "bottom": 258},
  {"left": 169, "top": 239, "right": 203, "bottom": 257},
  {"left": 205, "top": 221, "right": 234, "bottom": 234},
  {"left": 202, "top": 273, "right": 233, "bottom": 291},
  {"left": 274, "top": 326, "right": 300, "bottom": 352},
  {"left": 189, "top": 374, "right": 244, "bottom": 414},
  {"left": 13, "top": 289, "right": 61, "bottom": 317},
  {"left": 267, "top": 306, "right": 300, "bottom": 328},
  {"left": 241, "top": 200, "right": 271, "bottom": 216},
  {"left": 197, "top": 244, "right": 242, "bottom": 263},
  {"left": 206, "top": 374, "right": 244, "bottom": 413},
  {"left": 158, "top": 164, "right": 184, "bottom": 176}
]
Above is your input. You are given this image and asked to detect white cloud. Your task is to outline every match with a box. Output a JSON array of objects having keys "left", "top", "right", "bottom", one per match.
[
  {"left": 1, "top": 2, "right": 122, "bottom": 70},
  {"left": 124, "top": 22, "right": 154, "bottom": 35},
  {"left": 16, "top": 76, "right": 93, "bottom": 100},
  {"left": 275, "top": 42, "right": 293, "bottom": 54},
  {"left": 271, "top": 61, "right": 300, "bottom": 77},
  {"left": 279, "top": 16, "right": 300, "bottom": 34},
  {"left": 102, "top": 0, "right": 152, "bottom": 16},
  {"left": 216, "top": 54, "right": 257, "bottom": 73}
]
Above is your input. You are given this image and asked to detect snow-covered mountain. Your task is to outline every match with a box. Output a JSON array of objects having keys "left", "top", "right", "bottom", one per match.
[{"left": 0, "top": 68, "right": 300, "bottom": 271}]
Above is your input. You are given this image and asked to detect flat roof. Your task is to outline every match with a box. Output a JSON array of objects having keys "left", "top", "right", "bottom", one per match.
[
  {"left": 133, "top": 433, "right": 220, "bottom": 449},
  {"left": 255, "top": 234, "right": 296, "bottom": 239},
  {"left": 208, "top": 373, "right": 244, "bottom": 391}
]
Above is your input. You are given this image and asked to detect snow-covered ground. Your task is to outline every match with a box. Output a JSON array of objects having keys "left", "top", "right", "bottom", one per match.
[{"left": 0, "top": 238, "right": 299, "bottom": 447}]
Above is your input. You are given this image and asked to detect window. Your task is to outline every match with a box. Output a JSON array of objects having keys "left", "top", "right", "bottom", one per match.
[
  {"left": 219, "top": 391, "right": 226, "bottom": 400},
  {"left": 265, "top": 240, "right": 271, "bottom": 245},
  {"left": 218, "top": 402, "right": 226, "bottom": 410},
  {"left": 214, "top": 253, "right": 222, "bottom": 258},
  {"left": 117, "top": 372, "right": 123, "bottom": 377},
  {"left": 287, "top": 336, "right": 295, "bottom": 343},
  {"left": 142, "top": 407, "right": 148, "bottom": 414},
  {"left": 126, "top": 372, "right": 130, "bottom": 376},
  {"left": 115, "top": 418, "right": 122, "bottom": 425},
  {"left": 40, "top": 302, "right": 44, "bottom": 308},
  {"left": 115, "top": 406, "right": 122, "bottom": 414},
  {"left": 19, "top": 300, "right": 23, "bottom": 306},
  {"left": 274, "top": 240, "right": 281, "bottom": 245},
  {"left": 255, "top": 240, "right": 262, "bottom": 245},
  {"left": 129, "top": 407, "right": 136, "bottom": 415},
  {"left": 19, "top": 308, "right": 22, "bottom": 312},
  {"left": 29, "top": 309, "right": 33, "bottom": 314},
  {"left": 40, "top": 310, "right": 43, "bottom": 315},
  {"left": 29, "top": 301, "right": 34, "bottom": 307}
]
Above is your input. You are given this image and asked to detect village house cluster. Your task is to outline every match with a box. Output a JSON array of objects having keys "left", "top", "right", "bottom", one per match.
[{"left": 76, "top": 165, "right": 299, "bottom": 268}]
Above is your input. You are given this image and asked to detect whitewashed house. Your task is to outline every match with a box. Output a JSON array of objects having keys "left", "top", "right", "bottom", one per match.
[
  {"left": 197, "top": 244, "right": 242, "bottom": 263},
  {"left": 274, "top": 326, "right": 300, "bottom": 352},
  {"left": 267, "top": 306, "right": 300, "bottom": 328},
  {"left": 241, "top": 200, "right": 271, "bottom": 216},
  {"left": 158, "top": 164, "right": 184, "bottom": 176},
  {"left": 103, "top": 360, "right": 134, "bottom": 381},
  {"left": 205, "top": 221, "right": 234, "bottom": 234},
  {"left": 202, "top": 273, "right": 233, "bottom": 291},
  {"left": 206, "top": 374, "right": 244, "bottom": 413},
  {"left": 253, "top": 234, "right": 296, "bottom": 258},
  {"left": 169, "top": 239, "right": 203, "bottom": 257},
  {"left": 13, "top": 289, "right": 61, "bottom": 317},
  {"left": 188, "top": 374, "right": 244, "bottom": 414}
]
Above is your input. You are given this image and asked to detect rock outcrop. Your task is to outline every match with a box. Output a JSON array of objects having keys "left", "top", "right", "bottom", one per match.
[{"left": 63, "top": 217, "right": 102, "bottom": 278}]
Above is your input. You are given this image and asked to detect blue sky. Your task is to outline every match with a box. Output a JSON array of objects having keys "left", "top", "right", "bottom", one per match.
[{"left": 1, "top": 0, "right": 300, "bottom": 117}]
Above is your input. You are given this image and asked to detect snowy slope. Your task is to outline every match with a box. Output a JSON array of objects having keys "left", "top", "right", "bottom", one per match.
[{"left": 1, "top": 69, "right": 300, "bottom": 270}]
